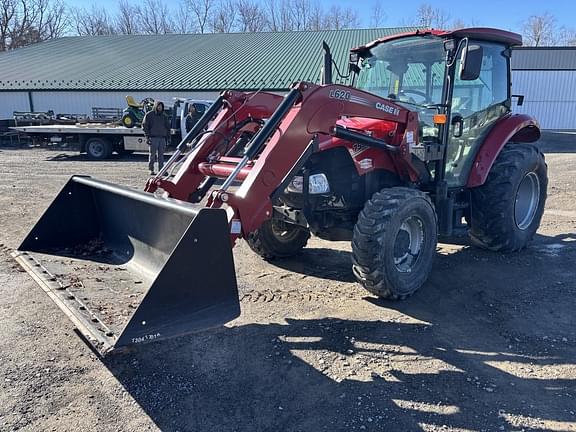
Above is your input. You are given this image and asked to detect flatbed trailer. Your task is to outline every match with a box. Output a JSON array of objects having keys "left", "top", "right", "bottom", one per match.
[
  {"left": 10, "top": 99, "right": 212, "bottom": 160},
  {"left": 11, "top": 123, "right": 180, "bottom": 159}
]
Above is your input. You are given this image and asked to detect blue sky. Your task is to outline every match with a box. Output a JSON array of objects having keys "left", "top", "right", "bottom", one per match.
[{"left": 67, "top": 0, "right": 576, "bottom": 33}]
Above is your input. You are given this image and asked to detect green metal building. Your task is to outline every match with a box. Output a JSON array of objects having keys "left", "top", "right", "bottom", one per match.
[{"left": 0, "top": 28, "right": 415, "bottom": 119}]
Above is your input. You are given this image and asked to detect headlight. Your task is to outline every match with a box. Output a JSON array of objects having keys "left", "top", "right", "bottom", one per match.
[{"left": 286, "top": 174, "right": 330, "bottom": 194}]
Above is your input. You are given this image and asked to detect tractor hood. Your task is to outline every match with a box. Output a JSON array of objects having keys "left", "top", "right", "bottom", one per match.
[{"left": 337, "top": 116, "right": 397, "bottom": 137}]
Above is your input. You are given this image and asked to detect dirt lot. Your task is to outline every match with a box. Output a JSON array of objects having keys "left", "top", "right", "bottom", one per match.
[{"left": 0, "top": 133, "right": 575, "bottom": 432}]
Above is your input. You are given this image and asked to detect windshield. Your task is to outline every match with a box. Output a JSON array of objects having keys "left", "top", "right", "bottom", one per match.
[
  {"left": 356, "top": 36, "right": 447, "bottom": 106},
  {"left": 355, "top": 36, "right": 447, "bottom": 140}
]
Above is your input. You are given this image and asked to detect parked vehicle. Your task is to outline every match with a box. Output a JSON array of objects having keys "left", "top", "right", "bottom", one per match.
[
  {"left": 11, "top": 99, "right": 213, "bottom": 159},
  {"left": 121, "top": 96, "right": 155, "bottom": 128}
]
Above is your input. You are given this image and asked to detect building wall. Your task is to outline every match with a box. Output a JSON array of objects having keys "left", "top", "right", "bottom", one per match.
[
  {"left": 1, "top": 92, "right": 30, "bottom": 118},
  {"left": 512, "top": 70, "right": 576, "bottom": 130}
]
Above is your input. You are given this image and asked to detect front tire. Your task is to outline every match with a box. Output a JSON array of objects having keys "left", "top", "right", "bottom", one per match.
[
  {"left": 352, "top": 187, "right": 437, "bottom": 299},
  {"left": 469, "top": 144, "right": 547, "bottom": 252},
  {"left": 247, "top": 219, "right": 310, "bottom": 260}
]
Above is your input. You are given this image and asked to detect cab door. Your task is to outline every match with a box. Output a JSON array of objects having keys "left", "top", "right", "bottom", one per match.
[{"left": 445, "top": 41, "right": 511, "bottom": 186}]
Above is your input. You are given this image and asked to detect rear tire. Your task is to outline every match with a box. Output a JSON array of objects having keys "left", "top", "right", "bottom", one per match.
[
  {"left": 122, "top": 113, "right": 136, "bottom": 128},
  {"left": 247, "top": 219, "right": 310, "bottom": 259},
  {"left": 469, "top": 144, "right": 547, "bottom": 252},
  {"left": 352, "top": 187, "right": 437, "bottom": 299},
  {"left": 85, "top": 138, "right": 112, "bottom": 160}
]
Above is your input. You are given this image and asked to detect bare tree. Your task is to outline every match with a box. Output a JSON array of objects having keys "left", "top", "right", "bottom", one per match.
[
  {"left": 1, "top": 0, "right": 71, "bottom": 50},
  {"left": 291, "top": 0, "right": 314, "bottom": 31},
  {"left": 369, "top": 2, "right": 386, "bottom": 28},
  {"left": 43, "top": 0, "right": 68, "bottom": 39},
  {"left": 323, "top": 5, "right": 358, "bottom": 30},
  {"left": 174, "top": 1, "right": 195, "bottom": 33},
  {"left": 522, "top": 12, "right": 557, "bottom": 46},
  {"left": 559, "top": 26, "right": 576, "bottom": 46},
  {"left": 7, "top": 0, "right": 35, "bottom": 47},
  {"left": 138, "top": 0, "right": 173, "bottom": 34},
  {"left": 307, "top": 1, "right": 324, "bottom": 31},
  {"left": 186, "top": 0, "right": 215, "bottom": 34},
  {"left": 414, "top": 3, "right": 450, "bottom": 28},
  {"left": 451, "top": 18, "right": 466, "bottom": 30},
  {"left": 264, "top": 0, "right": 292, "bottom": 31},
  {"left": 116, "top": 0, "right": 141, "bottom": 34},
  {"left": 71, "top": 4, "right": 115, "bottom": 36},
  {"left": 211, "top": 0, "right": 236, "bottom": 32},
  {"left": 22, "top": 0, "right": 69, "bottom": 40},
  {"left": 1, "top": 0, "right": 18, "bottom": 50},
  {"left": 236, "top": 0, "right": 266, "bottom": 32}
]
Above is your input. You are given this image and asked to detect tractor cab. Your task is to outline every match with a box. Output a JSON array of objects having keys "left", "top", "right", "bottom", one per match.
[{"left": 350, "top": 28, "right": 521, "bottom": 187}]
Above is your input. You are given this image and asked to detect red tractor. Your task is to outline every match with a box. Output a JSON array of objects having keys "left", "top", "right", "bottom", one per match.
[{"left": 15, "top": 28, "right": 547, "bottom": 355}]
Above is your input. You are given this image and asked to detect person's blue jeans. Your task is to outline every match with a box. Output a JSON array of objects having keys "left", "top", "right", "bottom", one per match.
[{"left": 148, "top": 137, "right": 166, "bottom": 172}]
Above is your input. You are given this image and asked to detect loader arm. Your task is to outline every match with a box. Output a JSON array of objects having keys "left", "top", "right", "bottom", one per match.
[{"left": 148, "top": 82, "right": 421, "bottom": 238}]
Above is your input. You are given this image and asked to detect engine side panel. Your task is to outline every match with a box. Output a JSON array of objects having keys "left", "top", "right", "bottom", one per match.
[{"left": 319, "top": 116, "right": 400, "bottom": 175}]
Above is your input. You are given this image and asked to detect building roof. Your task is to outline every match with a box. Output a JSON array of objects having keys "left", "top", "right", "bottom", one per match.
[
  {"left": 512, "top": 47, "right": 576, "bottom": 71},
  {"left": 0, "top": 28, "right": 417, "bottom": 92}
]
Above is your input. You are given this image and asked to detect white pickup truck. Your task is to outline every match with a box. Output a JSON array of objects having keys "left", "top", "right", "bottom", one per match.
[{"left": 11, "top": 99, "right": 212, "bottom": 160}]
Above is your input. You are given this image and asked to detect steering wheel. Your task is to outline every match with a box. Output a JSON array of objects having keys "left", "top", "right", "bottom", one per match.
[{"left": 398, "top": 89, "right": 430, "bottom": 104}]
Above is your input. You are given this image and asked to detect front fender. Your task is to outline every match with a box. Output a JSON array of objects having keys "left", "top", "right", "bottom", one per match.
[{"left": 466, "top": 114, "right": 540, "bottom": 188}]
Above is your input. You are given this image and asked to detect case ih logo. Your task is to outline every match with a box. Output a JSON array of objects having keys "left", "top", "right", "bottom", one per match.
[
  {"left": 375, "top": 102, "right": 400, "bottom": 116},
  {"left": 329, "top": 89, "right": 351, "bottom": 100}
]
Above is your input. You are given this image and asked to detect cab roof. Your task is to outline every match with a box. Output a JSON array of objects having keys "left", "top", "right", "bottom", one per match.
[{"left": 352, "top": 27, "right": 523, "bottom": 54}]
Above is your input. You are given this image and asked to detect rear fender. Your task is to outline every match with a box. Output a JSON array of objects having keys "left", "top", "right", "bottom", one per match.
[{"left": 466, "top": 114, "right": 540, "bottom": 188}]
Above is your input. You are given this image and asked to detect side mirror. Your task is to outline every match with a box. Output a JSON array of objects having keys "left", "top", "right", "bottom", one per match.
[
  {"left": 512, "top": 94, "right": 525, "bottom": 107},
  {"left": 459, "top": 42, "right": 483, "bottom": 81},
  {"left": 321, "top": 41, "right": 332, "bottom": 85}
]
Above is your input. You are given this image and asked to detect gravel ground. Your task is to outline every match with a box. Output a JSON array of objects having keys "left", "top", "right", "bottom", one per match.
[{"left": 0, "top": 132, "right": 575, "bottom": 432}]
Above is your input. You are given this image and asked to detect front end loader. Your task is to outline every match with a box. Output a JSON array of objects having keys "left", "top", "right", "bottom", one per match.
[{"left": 14, "top": 28, "right": 547, "bottom": 355}]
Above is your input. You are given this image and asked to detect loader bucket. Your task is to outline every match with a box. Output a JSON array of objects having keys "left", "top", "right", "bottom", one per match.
[{"left": 12, "top": 176, "right": 240, "bottom": 355}]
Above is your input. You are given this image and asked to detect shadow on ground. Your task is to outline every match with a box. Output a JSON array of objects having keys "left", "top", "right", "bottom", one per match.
[
  {"left": 0, "top": 145, "right": 153, "bottom": 162},
  {"left": 271, "top": 247, "right": 356, "bottom": 283},
  {"left": 103, "top": 233, "right": 576, "bottom": 431},
  {"left": 45, "top": 152, "right": 150, "bottom": 162}
]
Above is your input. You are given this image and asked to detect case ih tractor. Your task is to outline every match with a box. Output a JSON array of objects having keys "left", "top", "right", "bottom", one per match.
[{"left": 14, "top": 28, "right": 547, "bottom": 355}]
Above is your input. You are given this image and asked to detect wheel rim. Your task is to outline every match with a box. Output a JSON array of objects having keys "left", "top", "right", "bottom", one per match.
[
  {"left": 271, "top": 220, "right": 302, "bottom": 243},
  {"left": 88, "top": 141, "right": 104, "bottom": 158},
  {"left": 393, "top": 216, "right": 424, "bottom": 273},
  {"left": 124, "top": 117, "right": 132, "bottom": 126},
  {"left": 514, "top": 171, "right": 540, "bottom": 230}
]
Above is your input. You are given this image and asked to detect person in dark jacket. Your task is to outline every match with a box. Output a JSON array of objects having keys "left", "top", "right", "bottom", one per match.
[
  {"left": 185, "top": 103, "right": 203, "bottom": 133},
  {"left": 142, "top": 100, "right": 170, "bottom": 175}
]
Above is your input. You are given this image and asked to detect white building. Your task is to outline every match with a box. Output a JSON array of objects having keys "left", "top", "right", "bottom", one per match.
[{"left": 512, "top": 47, "right": 576, "bottom": 130}]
